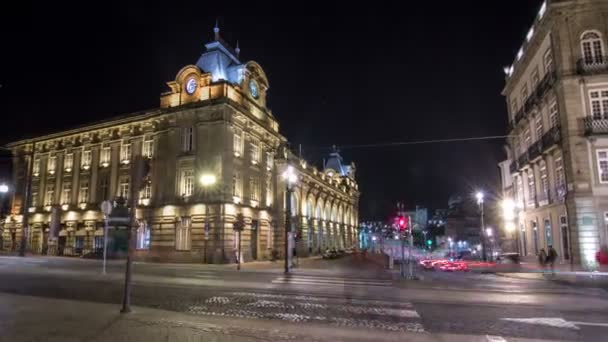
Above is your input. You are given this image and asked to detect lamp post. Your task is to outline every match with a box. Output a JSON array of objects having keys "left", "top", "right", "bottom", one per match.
[
  {"left": 282, "top": 165, "right": 297, "bottom": 274},
  {"left": 200, "top": 174, "right": 217, "bottom": 264},
  {"left": 476, "top": 191, "right": 487, "bottom": 261}
]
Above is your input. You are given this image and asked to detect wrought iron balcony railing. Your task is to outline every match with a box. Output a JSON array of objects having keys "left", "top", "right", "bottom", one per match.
[
  {"left": 541, "top": 125, "right": 561, "bottom": 148},
  {"left": 510, "top": 71, "right": 557, "bottom": 130},
  {"left": 584, "top": 117, "right": 608, "bottom": 135},
  {"left": 577, "top": 57, "right": 608, "bottom": 75},
  {"left": 509, "top": 161, "right": 518, "bottom": 174},
  {"left": 528, "top": 140, "right": 543, "bottom": 161},
  {"left": 517, "top": 151, "right": 530, "bottom": 169}
]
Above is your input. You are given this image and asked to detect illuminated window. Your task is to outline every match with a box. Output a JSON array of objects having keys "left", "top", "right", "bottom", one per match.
[
  {"left": 266, "top": 152, "right": 273, "bottom": 171},
  {"left": 31, "top": 192, "right": 38, "bottom": 207},
  {"left": 555, "top": 156, "right": 566, "bottom": 198},
  {"left": 61, "top": 182, "right": 71, "bottom": 205},
  {"left": 64, "top": 153, "right": 73, "bottom": 172},
  {"left": 48, "top": 155, "right": 57, "bottom": 175},
  {"left": 120, "top": 143, "right": 131, "bottom": 163},
  {"left": 180, "top": 169, "right": 194, "bottom": 197},
  {"left": 233, "top": 129, "right": 243, "bottom": 156},
  {"left": 531, "top": 68, "right": 540, "bottom": 88},
  {"left": 524, "top": 128, "right": 532, "bottom": 148},
  {"left": 544, "top": 49, "right": 554, "bottom": 73},
  {"left": 142, "top": 138, "right": 154, "bottom": 159},
  {"left": 534, "top": 112, "right": 543, "bottom": 141},
  {"left": 250, "top": 140, "right": 260, "bottom": 165},
  {"left": 549, "top": 101, "right": 559, "bottom": 128},
  {"left": 100, "top": 146, "right": 111, "bottom": 167},
  {"left": 79, "top": 179, "right": 89, "bottom": 204},
  {"left": 118, "top": 176, "right": 130, "bottom": 199},
  {"left": 250, "top": 176, "right": 260, "bottom": 201},
  {"left": 176, "top": 216, "right": 191, "bottom": 251},
  {"left": 589, "top": 89, "right": 608, "bottom": 119},
  {"left": 581, "top": 31, "right": 604, "bottom": 66},
  {"left": 521, "top": 84, "right": 529, "bottom": 103},
  {"left": 140, "top": 183, "right": 151, "bottom": 200},
  {"left": 232, "top": 171, "right": 242, "bottom": 197},
  {"left": 597, "top": 150, "right": 608, "bottom": 183},
  {"left": 266, "top": 175, "right": 273, "bottom": 207},
  {"left": 182, "top": 127, "right": 194, "bottom": 152},
  {"left": 45, "top": 184, "right": 54, "bottom": 206},
  {"left": 33, "top": 158, "right": 40, "bottom": 177},
  {"left": 539, "top": 161, "right": 548, "bottom": 200},
  {"left": 81, "top": 150, "right": 92, "bottom": 169},
  {"left": 527, "top": 171, "right": 536, "bottom": 206}
]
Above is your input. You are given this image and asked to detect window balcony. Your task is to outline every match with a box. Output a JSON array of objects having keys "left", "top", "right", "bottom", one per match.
[
  {"left": 517, "top": 151, "right": 530, "bottom": 170},
  {"left": 584, "top": 117, "right": 608, "bottom": 136},
  {"left": 577, "top": 57, "right": 608, "bottom": 75},
  {"left": 541, "top": 125, "right": 561, "bottom": 149},
  {"left": 528, "top": 140, "right": 543, "bottom": 161},
  {"left": 509, "top": 162, "right": 518, "bottom": 174}
]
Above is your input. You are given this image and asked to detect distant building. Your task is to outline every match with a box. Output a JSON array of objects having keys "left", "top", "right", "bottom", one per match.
[
  {"left": 2, "top": 26, "right": 360, "bottom": 263},
  {"left": 498, "top": 0, "right": 608, "bottom": 268}
]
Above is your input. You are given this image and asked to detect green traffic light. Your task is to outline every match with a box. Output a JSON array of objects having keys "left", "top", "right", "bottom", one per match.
[{"left": 426, "top": 240, "right": 432, "bottom": 245}]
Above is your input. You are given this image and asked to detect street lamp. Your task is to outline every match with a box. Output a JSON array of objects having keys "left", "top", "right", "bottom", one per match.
[
  {"left": 475, "top": 191, "right": 487, "bottom": 261},
  {"left": 200, "top": 173, "right": 217, "bottom": 264},
  {"left": 0, "top": 183, "right": 8, "bottom": 194},
  {"left": 282, "top": 165, "right": 297, "bottom": 273}
]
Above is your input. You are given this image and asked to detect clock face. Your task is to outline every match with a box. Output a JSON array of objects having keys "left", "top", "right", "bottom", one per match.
[
  {"left": 185, "top": 78, "right": 197, "bottom": 95},
  {"left": 249, "top": 79, "right": 259, "bottom": 98}
]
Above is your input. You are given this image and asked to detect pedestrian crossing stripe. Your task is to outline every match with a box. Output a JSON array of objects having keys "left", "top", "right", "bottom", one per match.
[{"left": 231, "top": 292, "right": 414, "bottom": 309}]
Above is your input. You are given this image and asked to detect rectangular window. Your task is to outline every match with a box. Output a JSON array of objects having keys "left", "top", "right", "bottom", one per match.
[
  {"left": 534, "top": 113, "right": 543, "bottom": 141},
  {"left": 182, "top": 127, "right": 194, "bottom": 152},
  {"left": 33, "top": 158, "right": 40, "bottom": 176},
  {"left": 527, "top": 171, "right": 536, "bottom": 206},
  {"left": 531, "top": 68, "right": 540, "bottom": 89},
  {"left": 511, "top": 99, "right": 518, "bottom": 115},
  {"left": 540, "top": 163, "right": 548, "bottom": 200},
  {"left": 137, "top": 221, "right": 150, "bottom": 250},
  {"left": 532, "top": 221, "right": 539, "bottom": 254},
  {"left": 140, "top": 183, "right": 151, "bottom": 199},
  {"left": 597, "top": 150, "right": 608, "bottom": 183},
  {"left": 250, "top": 140, "right": 260, "bottom": 165},
  {"left": 521, "top": 84, "right": 529, "bottom": 102},
  {"left": 48, "top": 155, "right": 57, "bottom": 175},
  {"left": 180, "top": 169, "right": 194, "bottom": 197},
  {"left": 31, "top": 192, "right": 38, "bottom": 207},
  {"left": 250, "top": 176, "right": 260, "bottom": 201},
  {"left": 233, "top": 129, "right": 243, "bottom": 156},
  {"left": 100, "top": 146, "right": 111, "bottom": 167},
  {"left": 176, "top": 216, "right": 191, "bottom": 251},
  {"left": 75, "top": 237, "right": 84, "bottom": 249},
  {"left": 544, "top": 218, "right": 553, "bottom": 247},
  {"left": 64, "top": 153, "right": 74, "bottom": 172},
  {"left": 589, "top": 89, "right": 608, "bottom": 119},
  {"left": 266, "top": 152, "right": 273, "bottom": 171},
  {"left": 120, "top": 143, "right": 131, "bottom": 163},
  {"left": 544, "top": 49, "right": 554, "bottom": 73},
  {"left": 99, "top": 174, "right": 109, "bottom": 201},
  {"left": 549, "top": 101, "right": 559, "bottom": 128},
  {"left": 142, "top": 138, "right": 154, "bottom": 159},
  {"left": 266, "top": 175, "right": 273, "bottom": 207},
  {"left": 45, "top": 184, "right": 54, "bottom": 206},
  {"left": 94, "top": 236, "right": 104, "bottom": 250},
  {"left": 81, "top": 150, "right": 92, "bottom": 169},
  {"left": 524, "top": 129, "right": 532, "bottom": 148},
  {"left": 232, "top": 171, "right": 242, "bottom": 197},
  {"left": 118, "top": 176, "right": 130, "bottom": 199},
  {"left": 516, "top": 175, "right": 524, "bottom": 204},
  {"left": 61, "top": 182, "right": 71, "bottom": 205},
  {"left": 79, "top": 179, "right": 89, "bottom": 204},
  {"left": 555, "top": 156, "right": 566, "bottom": 199}
]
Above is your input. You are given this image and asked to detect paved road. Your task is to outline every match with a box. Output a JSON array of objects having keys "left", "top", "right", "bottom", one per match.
[{"left": 1, "top": 255, "right": 608, "bottom": 341}]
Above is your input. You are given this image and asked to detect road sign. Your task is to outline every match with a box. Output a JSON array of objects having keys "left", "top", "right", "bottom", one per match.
[{"left": 100, "top": 201, "right": 113, "bottom": 216}]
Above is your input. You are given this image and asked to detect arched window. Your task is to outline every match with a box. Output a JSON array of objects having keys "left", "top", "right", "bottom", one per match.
[{"left": 581, "top": 31, "right": 604, "bottom": 65}]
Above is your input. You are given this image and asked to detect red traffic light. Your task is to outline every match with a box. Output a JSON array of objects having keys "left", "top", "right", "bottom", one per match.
[{"left": 398, "top": 217, "right": 406, "bottom": 228}]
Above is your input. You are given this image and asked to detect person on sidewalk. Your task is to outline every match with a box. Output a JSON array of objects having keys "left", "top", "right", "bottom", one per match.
[
  {"left": 547, "top": 245, "right": 558, "bottom": 275},
  {"left": 538, "top": 248, "right": 547, "bottom": 270}
]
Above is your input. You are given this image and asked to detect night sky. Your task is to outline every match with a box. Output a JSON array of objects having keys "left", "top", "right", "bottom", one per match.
[{"left": 0, "top": 1, "right": 544, "bottom": 220}]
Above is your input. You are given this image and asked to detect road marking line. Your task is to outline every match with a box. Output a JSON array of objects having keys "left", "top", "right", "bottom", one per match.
[
  {"left": 571, "top": 321, "right": 608, "bottom": 328},
  {"left": 273, "top": 277, "right": 392, "bottom": 286},
  {"left": 230, "top": 292, "right": 414, "bottom": 308},
  {"left": 486, "top": 335, "right": 507, "bottom": 342},
  {"left": 272, "top": 279, "right": 392, "bottom": 287}
]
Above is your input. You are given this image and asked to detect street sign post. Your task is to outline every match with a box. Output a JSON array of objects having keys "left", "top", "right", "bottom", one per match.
[{"left": 100, "top": 200, "right": 113, "bottom": 275}]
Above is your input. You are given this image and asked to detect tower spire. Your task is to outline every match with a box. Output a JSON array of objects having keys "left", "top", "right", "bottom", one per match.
[
  {"left": 235, "top": 40, "right": 240, "bottom": 58},
  {"left": 214, "top": 19, "right": 220, "bottom": 41}
]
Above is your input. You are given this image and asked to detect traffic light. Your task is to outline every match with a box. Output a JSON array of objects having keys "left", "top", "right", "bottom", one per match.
[
  {"left": 426, "top": 239, "right": 432, "bottom": 246},
  {"left": 397, "top": 215, "right": 406, "bottom": 232}
]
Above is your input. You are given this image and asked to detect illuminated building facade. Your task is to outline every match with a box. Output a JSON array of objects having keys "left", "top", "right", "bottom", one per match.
[
  {"left": 2, "top": 26, "right": 359, "bottom": 263},
  {"left": 499, "top": 0, "right": 608, "bottom": 268}
]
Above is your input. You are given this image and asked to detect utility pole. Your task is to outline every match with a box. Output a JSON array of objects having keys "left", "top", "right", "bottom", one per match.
[{"left": 19, "top": 141, "right": 35, "bottom": 257}]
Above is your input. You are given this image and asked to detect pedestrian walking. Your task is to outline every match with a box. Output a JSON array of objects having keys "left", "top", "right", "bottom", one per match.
[
  {"left": 547, "top": 245, "right": 558, "bottom": 275},
  {"left": 538, "top": 248, "right": 547, "bottom": 270}
]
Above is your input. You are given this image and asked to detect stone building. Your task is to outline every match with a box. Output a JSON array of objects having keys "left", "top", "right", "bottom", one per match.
[
  {"left": 499, "top": 0, "right": 608, "bottom": 268},
  {"left": 1, "top": 26, "right": 360, "bottom": 263}
]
